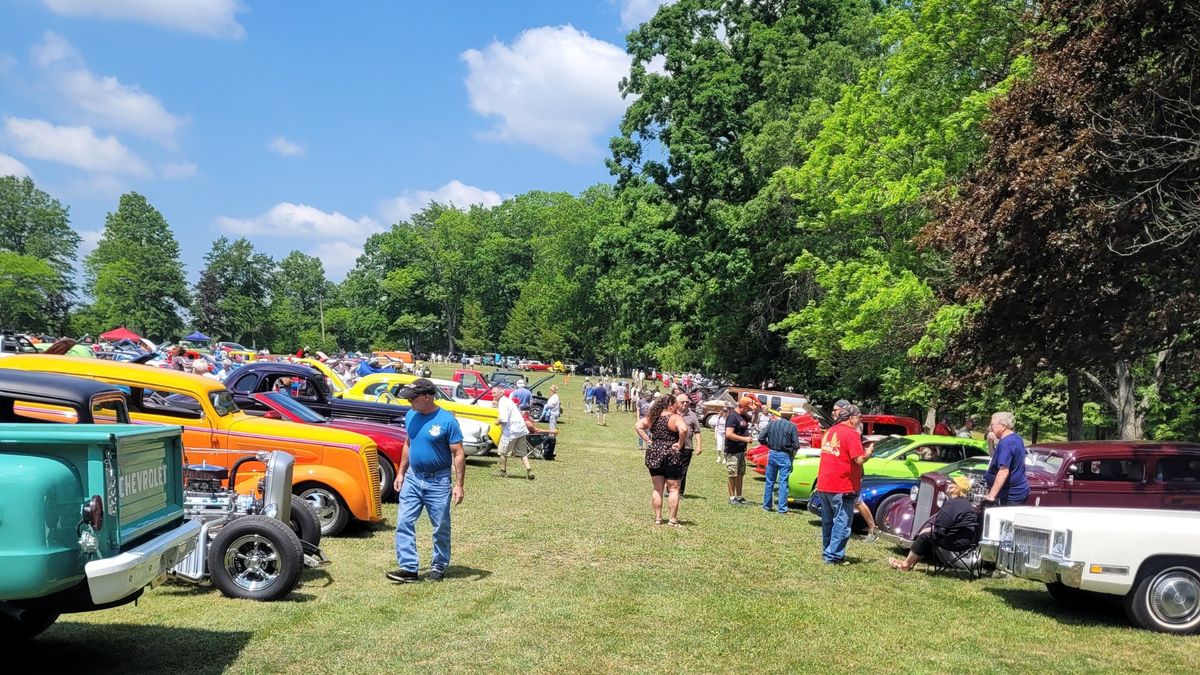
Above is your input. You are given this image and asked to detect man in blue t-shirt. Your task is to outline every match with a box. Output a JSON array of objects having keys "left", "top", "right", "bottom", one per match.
[
  {"left": 387, "top": 378, "right": 464, "bottom": 584},
  {"left": 592, "top": 379, "right": 609, "bottom": 426},
  {"left": 511, "top": 379, "right": 533, "bottom": 409},
  {"left": 985, "top": 411, "right": 1029, "bottom": 505}
]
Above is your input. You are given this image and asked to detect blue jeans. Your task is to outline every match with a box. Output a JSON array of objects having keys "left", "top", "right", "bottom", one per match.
[
  {"left": 395, "top": 468, "right": 452, "bottom": 573},
  {"left": 762, "top": 450, "right": 793, "bottom": 512},
  {"left": 547, "top": 410, "right": 559, "bottom": 431},
  {"left": 817, "top": 491, "right": 855, "bottom": 563}
]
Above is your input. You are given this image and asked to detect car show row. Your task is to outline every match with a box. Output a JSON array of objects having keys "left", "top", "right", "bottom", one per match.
[{"left": 0, "top": 350, "right": 555, "bottom": 641}]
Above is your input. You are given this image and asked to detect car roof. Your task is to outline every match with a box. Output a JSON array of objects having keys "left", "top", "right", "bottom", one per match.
[
  {"left": 0, "top": 369, "right": 122, "bottom": 402},
  {"left": 0, "top": 354, "right": 227, "bottom": 393},
  {"left": 1030, "top": 440, "right": 1200, "bottom": 457},
  {"left": 901, "top": 434, "right": 986, "bottom": 446},
  {"left": 235, "top": 362, "right": 318, "bottom": 377}
]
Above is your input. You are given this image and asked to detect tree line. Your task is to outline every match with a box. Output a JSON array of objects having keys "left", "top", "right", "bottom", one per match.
[{"left": 1, "top": 0, "right": 1197, "bottom": 440}]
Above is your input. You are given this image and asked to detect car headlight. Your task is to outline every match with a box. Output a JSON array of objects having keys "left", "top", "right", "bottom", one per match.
[
  {"left": 999, "top": 519, "right": 1014, "bottom": 542},
  {"left": 1052, "top": 529, "right": 1071, "bottom": 557},
  {"left": 909, "top": 485, "right": 919, "bottom": 502},
  {"left": 936, "top": 492, "right": 947, "bottom": 508}
]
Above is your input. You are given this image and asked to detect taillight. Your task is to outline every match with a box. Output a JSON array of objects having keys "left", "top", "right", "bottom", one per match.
[{"left": 82, "top": 495, "right": 104, "bottom": 530}]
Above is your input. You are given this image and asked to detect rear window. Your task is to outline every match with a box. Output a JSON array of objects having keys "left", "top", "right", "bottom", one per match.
[
  {"left": 140, "top": 388, "right": 204, "bottom": 420},
  {"left": 1156, "top": 457, "right": 1200, "bottom": 483}
]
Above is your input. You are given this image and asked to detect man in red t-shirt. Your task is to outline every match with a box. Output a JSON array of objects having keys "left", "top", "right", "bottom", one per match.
[{"left": 815, "top": 403, "right": 873, "bottom": 564}]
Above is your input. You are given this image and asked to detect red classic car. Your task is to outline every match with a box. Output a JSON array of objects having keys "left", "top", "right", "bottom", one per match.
[
  {"left": 880, "top": 440, "right": 1200, "bottom": 548},
  {"left": 253, "top": 392, "right": 407, "bottom": 502}
]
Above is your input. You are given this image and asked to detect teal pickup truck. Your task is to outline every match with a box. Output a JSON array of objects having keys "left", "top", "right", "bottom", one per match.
[{"left": 0, "top": 371, "right": 200, "bottom": 640}]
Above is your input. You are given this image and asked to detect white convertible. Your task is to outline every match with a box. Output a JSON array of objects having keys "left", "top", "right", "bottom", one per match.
[{"left": 979, "top": 506, "right": 1200, "bottom": 634}]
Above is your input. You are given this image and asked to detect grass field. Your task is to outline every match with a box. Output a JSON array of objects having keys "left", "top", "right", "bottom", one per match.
[{"left": 25, "top": 366, "right": 1200, "bottom": 674}]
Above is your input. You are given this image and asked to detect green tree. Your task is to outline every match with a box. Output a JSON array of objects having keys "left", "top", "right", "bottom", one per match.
[
  {"left": 268, "top": 250, "right": 335, "bottom": 352},
  {"left": 457, "top": 299, "right": 491, "bottom": 355},
  {"left": 85, "top": 192, "right": 189, "bottom": 340},
  {"left": 0, "top": 175, "right": 80, "bottom": 331},
  {"left": 193, "top": 237, "right": 273, "bottom": 346}
]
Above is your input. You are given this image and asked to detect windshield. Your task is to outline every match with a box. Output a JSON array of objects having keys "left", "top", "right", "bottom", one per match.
[
  {"left": 1027, "top": 449, "right": 1065, "bottom": 474},
  {"left": 261, "top": 392, "right": 328, "bottom": 423},
  {"left": 223, "top": 342, "right": 248, "bottom": 351},
  {"left": 210, "top": 390, "right": 238, "bottom": 416},
  {"left": 940, "top": 456, "right": 992, "bottom": 477},
  {"left": 869, "top": 436, "right": 914, "bottom": 460}
]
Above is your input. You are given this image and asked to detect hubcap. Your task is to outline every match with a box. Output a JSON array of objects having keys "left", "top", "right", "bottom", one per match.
[
  {"left": 1150, "top": 568, "right": 1200, "bottom": 624},
  {"left": 302, "top": 489, "right": 338, "bottom": 528},
  {"left": 223, "top": 534, "right": 280, "bottom": 591}
]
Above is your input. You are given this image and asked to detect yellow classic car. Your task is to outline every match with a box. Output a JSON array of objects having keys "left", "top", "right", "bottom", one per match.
[
  {"left": 0, "top": 354, "right": 382, "bottom": 536},
  {"left": 298, "top": 357, "right": 349, "bottom": 394},
  {"left": 343, "top": 372, "right": 503, "bottom": 448}
]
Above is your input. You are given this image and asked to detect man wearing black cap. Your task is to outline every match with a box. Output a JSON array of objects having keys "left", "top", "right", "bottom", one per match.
[
  {"left": 815, "top": 402, "right": 872, "bottom": 564},
  {"left": 387, "top": 378, "right": 465, "bottom": 583}
]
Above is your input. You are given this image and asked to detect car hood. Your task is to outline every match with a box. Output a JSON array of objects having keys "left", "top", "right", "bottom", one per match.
[{"left": 225, "top": 411, "right": 375, "bottom": 451}]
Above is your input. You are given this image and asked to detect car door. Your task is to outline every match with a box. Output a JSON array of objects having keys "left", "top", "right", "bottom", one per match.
[
  {"left": 1153, "top": 453, "right": 1200, "bottom": 510},
  {"left": 132, "top": 385, "right": 225, "bottom": 467},
  {"left": 1064, "top": 455, "right": 1153, "bottom": 506}
]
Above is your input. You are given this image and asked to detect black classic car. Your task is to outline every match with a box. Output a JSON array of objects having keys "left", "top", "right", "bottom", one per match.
[{"left": 225, "top": 362, "right": 410, "bottom": 426}]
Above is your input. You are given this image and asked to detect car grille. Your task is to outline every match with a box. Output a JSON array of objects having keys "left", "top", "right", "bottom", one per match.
[
  {"left": 1014, "top": 526, "right": 1051, "bottom": 560},
  {"left": 363, "top": 445, "right": 382, "bottom": 516},
  {"left": 912, "top": 481, "right": 934, "bottom": 538}
]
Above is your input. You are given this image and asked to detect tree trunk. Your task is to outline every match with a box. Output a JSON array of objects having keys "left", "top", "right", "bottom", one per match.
[
  {"left": 1030, "top": 419, "right": 1040, "bottom": 445},
  {"left": 1066, "top": 370, "right": 1084, "bottom": 441},
  {"left": 1114, "top": 359, "right": 1141, "bottom": 440}
]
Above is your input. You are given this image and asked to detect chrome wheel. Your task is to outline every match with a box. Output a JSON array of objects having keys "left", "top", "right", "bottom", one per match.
[
  {"left": 222, "top": 534, "right": 281, "bottom": 592},
  {"left": 1148, "top": 567, "right": 1200, "bottom": 627},
  {"left": 299, "top": 486, "right": 348, "bottom": 535}
]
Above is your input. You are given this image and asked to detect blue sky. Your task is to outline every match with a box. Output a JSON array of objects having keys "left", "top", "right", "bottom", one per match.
[{"left": 0, "top": 0, "right": 670, "bottom": 279}]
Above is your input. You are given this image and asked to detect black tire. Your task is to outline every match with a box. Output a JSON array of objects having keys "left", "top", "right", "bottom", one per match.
[
  {"left": 530, "top": 403, "right": 545, "bottom": 421},
  {"left": 208, "top": 515, "right": 303, "bottom": 601},
  {"left": 873, "top": 493, "right": 910, "bottom": 525},
  {"left": 1123, "top": 559, "right": 1200, "bottom": 634},
  {"left": 287, "top": 495, "right": 322, "bottom": 547},
  {"left": 377, "top": 456, "right": 397, "bottom": 502},
  {"left": 297, "top": 484, "right": 350, "bottom": 536},
  {"left": 0, "top": 610, "right": 58, "bottom": 642}
]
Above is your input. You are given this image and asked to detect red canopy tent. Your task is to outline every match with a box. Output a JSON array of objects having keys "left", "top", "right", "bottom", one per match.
[{"left": 99, "top": 327, "right": 144, "bottom": 342}]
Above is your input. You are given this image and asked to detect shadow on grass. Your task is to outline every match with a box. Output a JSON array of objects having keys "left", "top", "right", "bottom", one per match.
[
  {"left": 155, "top": 580, "right": 320, "bottom": 602},
  {"left": 983, "top": 587, "right": 1127, "bottom": 628},
  {"left": 26, "top": 623, "right": 252, "bottom": 674},
  {"left": 445, "top": 565, "right": 493, "bottom": 581}
]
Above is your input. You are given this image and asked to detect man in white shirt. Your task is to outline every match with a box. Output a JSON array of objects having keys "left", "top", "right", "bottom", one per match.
[{"left": 496, "top": 392, "right": 537, "bottom": 480}]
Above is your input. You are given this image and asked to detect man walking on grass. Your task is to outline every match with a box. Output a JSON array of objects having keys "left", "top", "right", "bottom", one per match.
[
  {"left": 675, "top": 393, "right": 702, "bottom": 496},
  {"left": 495, "top": 390, "right": 541, "bottom": 480},
  {"left": 388, "top": 378, "right": 464, "bottom": 584},
  {"left": 815, "top": 403, "right": 872, "bottom": 565},
  {"left": 722, "top": 397, "right": 756, "bottom": 505},
  {"left": 593, "top": 378, "right": 609, "bottom": 425}
]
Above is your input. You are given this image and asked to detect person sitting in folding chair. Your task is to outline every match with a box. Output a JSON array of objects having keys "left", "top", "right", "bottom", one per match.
[{"left": 888, "top": 477, "right": 978, "bottom": 572}]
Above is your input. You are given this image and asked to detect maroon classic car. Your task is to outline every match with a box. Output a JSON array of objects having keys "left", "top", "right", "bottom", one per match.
[
  {"left": 880, "top": 441, "right": 1200, "bottom": 548},
  {"left": 252, "top": 392, "right": 407, "bottom": 502}
]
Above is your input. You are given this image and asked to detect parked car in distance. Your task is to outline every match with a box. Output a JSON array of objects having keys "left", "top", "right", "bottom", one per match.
[
  {"left": 0, "top": 331, "right": 40, "bottom": 357},
  {"left": 0, "top": 355, "right": 383, "bottom": 537},
  {"left": 881, "top": 441, "right": 1200, "bottom": 549},
  {"left": 0, "top": 388, "right": 199, "bottom": 639},
  {"left": 519, "top": 360, "right": 551, "bottom": 371},
  {"left": 253, "top": 391, "right": 407, "bottom": 501},
  {"left": 341, "top": 372, "right": 497, "bottom": 455},
  {"left": 786, "top": 434, "right": 989, "bottom": 504},
  {"left": 980, "top": 506, "right": 1200, "bottom": 634}
]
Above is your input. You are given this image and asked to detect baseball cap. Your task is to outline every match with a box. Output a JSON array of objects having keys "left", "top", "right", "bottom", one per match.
[
  {"left": 398, "top": 378, "right": 438, "bottom": 399},
  {"left": 833, "top": 399, "right": 851, "bottom": 411}
]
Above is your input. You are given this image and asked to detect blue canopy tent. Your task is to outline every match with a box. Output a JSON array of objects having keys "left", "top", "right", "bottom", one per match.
[{"left": 183, "top": 331, "right": 212, "bottom": 342}]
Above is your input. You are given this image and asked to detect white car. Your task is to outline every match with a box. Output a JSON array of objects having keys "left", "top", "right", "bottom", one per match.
[{"left": 980, "top": 506, "right": 1200, "bottom": 634}]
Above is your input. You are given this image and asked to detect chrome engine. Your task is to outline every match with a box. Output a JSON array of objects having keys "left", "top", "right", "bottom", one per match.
[{"left": 170, "top": 452, "right": 296, "bottom": 582}]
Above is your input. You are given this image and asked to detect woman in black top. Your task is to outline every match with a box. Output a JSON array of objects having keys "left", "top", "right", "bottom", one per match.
[
  {"left": 888, "top": 477, "right": 979, "bottom": 571},
  {"left": 635, "top": 395, "right": 689, "bottom": 526}
]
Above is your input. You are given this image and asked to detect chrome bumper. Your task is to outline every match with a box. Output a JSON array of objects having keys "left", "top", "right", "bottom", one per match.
[
  {"left": 463, "top": 441, "right": 490, "bottom": 457},
  {"left": 980, "top": 539, "right": 1084, "bottom": 587},
  {"left": 879, "top": 529, "right": 913, "bottom": 549},
  {"left": 85, "top": 519, "right": 202, "bottom": 604}
]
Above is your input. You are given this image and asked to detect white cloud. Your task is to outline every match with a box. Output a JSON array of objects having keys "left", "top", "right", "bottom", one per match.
[
  {"left": 461, "top": 25, "right": 631, "bottom": 162},
  {"left": 310, "top": 241, "right": 363, "bottom": 280},
  {"left": 76, "top": 227, "right": 104, "bottom": 257},
  {"left": 619, "top": 0, "right": 675, "bottom": 29},
  {"left": 3, "top": 117, "right": 148, "bottom": 175},
  {"left": 267, "top": 136, "right": 305, "bottom": 157},
  {"left": 215, "top": 202, "right": 382, "bottom": 241},
  {"left": 0, "top": 153, "right": 33, "bottom": 178},
  {"left": 380, "top": 180, "right": 503, "bottom": 223},
  {"left": 41, "top": 0, "right": 247, "bottom": 39},
  {"left": 32, "top": 32, "right": 187, "bottom": 147},
  {"left": 162, "top": 161, "right": 198, "bottom": 179}
]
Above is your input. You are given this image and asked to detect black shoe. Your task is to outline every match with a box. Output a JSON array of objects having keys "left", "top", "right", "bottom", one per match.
[
  {"left": 527, "top": 472, "right": 536, "bottom": 481},
  {"left": 735, "top": 496, "right": 747, "bottom": 504},
  {"left": 428, "top": 569, "right": 445, "bottom": 582},
  {"left": 386, "top": 569, "right": 419, "bottom": 583},
  {"left": 495, "top": 470, "right": 507, "bottom": 478}
]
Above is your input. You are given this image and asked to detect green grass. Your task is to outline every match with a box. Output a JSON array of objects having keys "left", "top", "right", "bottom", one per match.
[{"left": 27, "top": 366, "right": 1200, "bottom": 673}]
